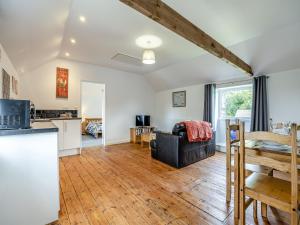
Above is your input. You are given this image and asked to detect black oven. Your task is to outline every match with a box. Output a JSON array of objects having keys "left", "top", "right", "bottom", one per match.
[{"left": 0, "top": 99, "right": 31, "bottom": 129}]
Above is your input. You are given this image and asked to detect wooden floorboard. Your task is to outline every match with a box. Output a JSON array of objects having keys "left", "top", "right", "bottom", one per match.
[{"left": 57, "top": 143, "right": 290, "bottom": 225}]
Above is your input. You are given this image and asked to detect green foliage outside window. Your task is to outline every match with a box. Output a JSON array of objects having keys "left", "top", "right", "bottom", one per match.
[{"left": 225, "top": 90, "right": 252, "bottom": 117}]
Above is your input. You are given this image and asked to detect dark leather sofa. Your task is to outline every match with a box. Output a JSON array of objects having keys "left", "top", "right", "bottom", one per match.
[{"left": 150, "top": 123, "right": 216, "bottom": 168}]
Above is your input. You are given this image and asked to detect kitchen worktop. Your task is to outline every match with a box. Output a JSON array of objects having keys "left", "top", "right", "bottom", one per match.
[
  {"left": 33, "top": 117, "right": 82, "bottom": 122},
  {"left": 0, "top": 122, "right": 58, "bottom": 137}
]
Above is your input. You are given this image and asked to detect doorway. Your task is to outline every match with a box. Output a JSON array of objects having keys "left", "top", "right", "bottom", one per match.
[{"left": 80, "top": 81, "right": 105, "bottom": 148}]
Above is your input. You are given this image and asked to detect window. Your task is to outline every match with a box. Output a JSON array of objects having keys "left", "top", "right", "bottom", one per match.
[
  {"left": 215, "top": 84, "right": 252, "bottom": 149},
  {"left": 217, "top": 84, "right": 252, "bottom": 119}
]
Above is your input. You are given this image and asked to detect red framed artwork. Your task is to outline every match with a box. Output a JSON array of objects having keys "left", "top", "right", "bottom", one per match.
[{"left": 56, "top": 67, "right": 69, "bottom": 98}]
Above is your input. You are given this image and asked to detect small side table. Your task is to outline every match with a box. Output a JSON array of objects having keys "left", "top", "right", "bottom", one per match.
[
  {"left": 130, "top": 127, "right": 155, "bottom": 144},
  {"left": 141, "top": 133, "right": 156, "bottom": 149}
]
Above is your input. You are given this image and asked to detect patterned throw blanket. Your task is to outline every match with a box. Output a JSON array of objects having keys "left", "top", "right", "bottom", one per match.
[
  {"left": 180, "top": 120, "right": 213, "bottom": 142},
  {"left": 86, "top": 121, "right": 102, "bottom": 138}
]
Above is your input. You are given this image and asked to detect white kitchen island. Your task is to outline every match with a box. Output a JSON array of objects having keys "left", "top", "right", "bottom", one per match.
[{"left": 0, "top": 122, "right": 60, "bottom": 225}]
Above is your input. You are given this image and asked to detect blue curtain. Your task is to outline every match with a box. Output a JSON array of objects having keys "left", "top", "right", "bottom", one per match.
[{"left": 250, "top": 75, "right": 269, "bottom": 131}]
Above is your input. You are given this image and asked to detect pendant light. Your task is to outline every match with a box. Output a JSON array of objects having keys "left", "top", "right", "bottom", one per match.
[{"left": 142, "top": 49, "right": 155, "bottom": 65}]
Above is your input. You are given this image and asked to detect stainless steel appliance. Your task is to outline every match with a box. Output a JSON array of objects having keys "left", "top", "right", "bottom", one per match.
[{"left": 0, "top": 99, "right": 31, "bottom": 129}]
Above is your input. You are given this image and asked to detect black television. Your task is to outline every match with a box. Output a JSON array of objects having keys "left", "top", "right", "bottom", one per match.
[{"left": 136, "top": 115, "right": 150, "bottom": 126}]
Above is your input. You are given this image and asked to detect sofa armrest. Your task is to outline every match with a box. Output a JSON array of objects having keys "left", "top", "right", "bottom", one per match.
[{"left": 156, "top": 132, "right": 180, "bottom": 168}]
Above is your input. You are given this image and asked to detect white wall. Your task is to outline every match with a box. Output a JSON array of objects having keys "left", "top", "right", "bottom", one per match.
[
  {"left": 0, "top": 43, "right": 21, "bottom": 99},
  {"left": 154, "top": 68, "right": 300, "bottom": 133},
  {"left": 81, "top": 82, "right": 104, "bottom": 119},
  {"left": 268, "top": 68, "right": 300, "bottom": 124},
  {"left": 21, "top": 59, "right": 155, "bottom": 145},
  {"left": 18, "top": 55, "right": 300, "bottom": 144},
  {"left": 154, "top": 84, "right": 204, "bottom": 132}
]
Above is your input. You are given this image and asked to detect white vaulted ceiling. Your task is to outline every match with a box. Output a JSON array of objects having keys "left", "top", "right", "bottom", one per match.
[
  {"left": 146, "top": 22, "right": 300, "bottom": 90},
  {"left": 0, "top": 0, "right": 72, "bottom": 72},
  {"left": 0, "top": 0, "right": 300, "bottom": 90}
]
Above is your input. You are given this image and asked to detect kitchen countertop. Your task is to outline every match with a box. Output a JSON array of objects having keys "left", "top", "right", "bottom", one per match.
[
  {"left": 33, "top": 117, "right": 82, "bottom": 122},
  {"left": 0, "top": 122, "right": 58, "bottom": 137}
]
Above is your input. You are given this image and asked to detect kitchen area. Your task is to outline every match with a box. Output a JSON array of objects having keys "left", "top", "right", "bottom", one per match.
[
  {"left": 0, "top": 99, "right": 82, "bottom": 225},
  {"left": 33, "top": 108, "right": 82, "bottom": 157}
]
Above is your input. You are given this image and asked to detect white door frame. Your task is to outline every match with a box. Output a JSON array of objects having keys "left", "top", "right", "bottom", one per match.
[{"left": 80, "top": 81, "right": 106, "bottom": 146}]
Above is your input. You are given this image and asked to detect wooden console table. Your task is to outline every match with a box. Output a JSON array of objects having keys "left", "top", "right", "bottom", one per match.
[{"left": 130, "top": 127, "right": 155, "bottom": 144}]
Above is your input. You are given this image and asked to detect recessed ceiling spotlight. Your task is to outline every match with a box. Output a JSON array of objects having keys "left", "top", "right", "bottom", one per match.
[
  {"left": 136, "top": 35, "right": 162, "bottom": 49},
  {"left": 65, "top": 52, "right": 70, "bottom": 57},
  {"left": 79, "top": 16, "right": 86, "bottom": 23},
  {"left": 70, "top": 38, "right": 76, "bottom": 44}
]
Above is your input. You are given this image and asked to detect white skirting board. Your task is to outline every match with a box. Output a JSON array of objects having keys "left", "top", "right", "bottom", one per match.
[
  {"left": 59, "top": 148, "right": 81, "bottom": 157},
  {"left": 216, "top": 144, "right": 226, "bottom": 152},
  {"left": 105, "top": 139, "right": 130, "bottom": 146},
  {"left": 61, "top": 140, "right": 131, "bottom": 154}
]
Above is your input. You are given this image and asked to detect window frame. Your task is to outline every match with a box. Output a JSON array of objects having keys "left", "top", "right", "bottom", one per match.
[{"left": 216, "top": 84, "right": 253, "bottom": 120}]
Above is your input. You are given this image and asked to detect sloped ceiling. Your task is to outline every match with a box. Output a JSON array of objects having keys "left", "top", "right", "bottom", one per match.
[
  {"left": 0, "top": 0, "right": 300, "bottom": 91},
  {"left": 0, "top": 0, "right": 72, "bottom": 72},
  {"left": 146, "top": 22, "right": 300, "bottom": 90}
]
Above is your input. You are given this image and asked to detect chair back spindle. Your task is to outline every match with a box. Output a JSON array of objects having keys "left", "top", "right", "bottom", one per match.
[
  {"left": 290, "top": 123, "right": 298, "bottom": 224},
  {"left": 226, "top": 119, "right": 238, "bottom": 202},
  {"left": 238, "top": 121, "right": 246, "bottom": 225}
]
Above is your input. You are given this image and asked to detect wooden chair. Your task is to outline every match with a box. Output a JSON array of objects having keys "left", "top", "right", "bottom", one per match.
[
  {"left": 141, "top": 132, "right": 156, "bottom": 149},
  {"left": 226, "top": 120, "right": 273, "bottom": 203},
  {"left": 226, "top": 119, "right": 273, "bottom": 220},
  {"left": 272, "top": 125, "right": 300, "bottom": 184},
  {"left": 238, "top": 122, "right": 299, "bottom": 225}
]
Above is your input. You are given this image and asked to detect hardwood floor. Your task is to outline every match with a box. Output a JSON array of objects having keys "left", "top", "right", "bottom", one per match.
[{"left": 56, "top": 143, "right": 290, "bottom": 225}]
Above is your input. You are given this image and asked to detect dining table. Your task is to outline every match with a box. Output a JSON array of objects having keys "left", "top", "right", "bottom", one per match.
[{"left": 231, "top": 140, "right": 300, "bottom": 223}]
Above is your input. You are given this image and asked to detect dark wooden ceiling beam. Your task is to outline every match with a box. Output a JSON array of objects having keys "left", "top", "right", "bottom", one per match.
[{"left": 120, "top": 0, "right": 253, "bottom": 75}]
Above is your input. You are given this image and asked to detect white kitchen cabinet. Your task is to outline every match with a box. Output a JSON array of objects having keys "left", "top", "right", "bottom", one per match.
[
  {"left": 52, "top": 119, "right": 81, "bottom": 156},
  {"left": 63, "top": 120, "right": 81, "bottom": 150},
  {"left": 52, "top": 120, "right": 64, "bottom": 150}
]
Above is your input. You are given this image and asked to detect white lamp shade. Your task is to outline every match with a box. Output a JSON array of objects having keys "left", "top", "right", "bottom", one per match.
[{"left": 142, "top": 50, "right": 155, "bottom": 64}]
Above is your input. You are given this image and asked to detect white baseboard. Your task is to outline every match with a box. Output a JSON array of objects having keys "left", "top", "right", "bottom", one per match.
[
  {"left": 59, "top": 148, "right": 81, "bottom": 157},
  {"left": 216, "top": 144, "right": 226, "bottom": 152},
  {"left": 105, "top": 139, "right": 130, "bottom": 146}
]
